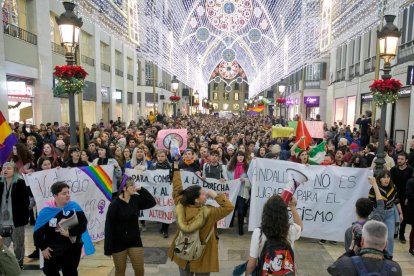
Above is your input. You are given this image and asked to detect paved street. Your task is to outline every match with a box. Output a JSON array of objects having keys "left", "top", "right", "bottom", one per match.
[{"left": 20, "top": 222, "right": 414, "bottom": 275}]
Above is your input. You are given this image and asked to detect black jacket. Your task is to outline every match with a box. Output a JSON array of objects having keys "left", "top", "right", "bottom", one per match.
[
  {"left": 104, "top": 188, "right": 156, "bottom": 255},
  {"left": 0, "top": 179, "right": 30, "bottom": 227},
  {"left": 33, "top": 209, "right": 88, "bottom": 251}
]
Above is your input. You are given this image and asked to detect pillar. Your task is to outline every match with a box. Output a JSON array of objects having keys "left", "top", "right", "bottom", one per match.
[
  {"left": 132, "top": 51, "right": 138, "bottom": 120},
  {"left": 0, "top": 20, "right": 8, "bottom": 119},
  {"left": 122, "top": 44, "right": 128, "bottom": 121},
  {"left": 109, "top": 36, "right": 116, "bottom": 121},
  {"left": 94, "top": 25, "right": 102, "bottom": 124}
]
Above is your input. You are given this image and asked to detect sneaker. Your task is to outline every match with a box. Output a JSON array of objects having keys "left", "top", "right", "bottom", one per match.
[
  {"left": 28, "top": 250, "right": 39, "bottom": 259},
  {"left": 399, "top": 238, "right": 407, "bottom": 244},
  {"left": 409, "top": 249, "right": 414, "bottom": 256},
  {"left": 330, "top": 241, "right": 337, "bottom": 245},
  {"left": 319, "top": 239, "right": 327, "bottom": 245}
]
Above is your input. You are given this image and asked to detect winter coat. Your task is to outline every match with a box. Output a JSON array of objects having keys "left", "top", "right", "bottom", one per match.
[
  {"left": 406, "top": 178, "right": 414, "bottom": 225},
  {"left": 0, "top": 179, "right": 30, "bottom": 227},
  {"left": 227, "top": 170, "right": 251, "bottom": 200},
  {"left": 168, "top": 170, "right": 234, "bottom": 273}
]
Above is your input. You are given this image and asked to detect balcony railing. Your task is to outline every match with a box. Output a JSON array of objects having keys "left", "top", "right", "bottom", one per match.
[
  {"left": 3, "top": 21, "right": 37, "bottom": 45},
  {"left": 101, "top": 63, "right": 110, "bottom": 72},
  {"left": 115, "top": 69, "right": 123, "bottom": 77},
  {"left": 51, "top": 42, "right": 65, "bottom": 55},
  {"left": 336, "top": 68, "right": 345, "bottom": 81},
  {"left": 127, "top": 74, "right": 133, "bottom": 81},
  {"left": 398, "top": 40, "right": 414, "bottom": 64},
  {"left": 348, "top": 65, "right": 355, "bottom": 79},
  {"left": 304, "top": 81, "right": 320, "bottom": 89},
  {"left": 81, "top": 55, "right": 95, "bottom": 67},
  {"left": 363, "top": 57, "right": 376, "bottom": 74}
]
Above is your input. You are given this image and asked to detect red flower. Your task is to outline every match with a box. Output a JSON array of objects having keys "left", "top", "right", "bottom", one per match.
[
  {"left": 169, "top": 95, "right": 181, "bottom": 101},
  {"left": 53, "top": 65, "right": 88, "bottom": 80},
  {"left": 369, "top": 79, "right": 402, "bottom": 94},
  {"left": 276, "top": 98, "right": 286, "bottom": 104}
]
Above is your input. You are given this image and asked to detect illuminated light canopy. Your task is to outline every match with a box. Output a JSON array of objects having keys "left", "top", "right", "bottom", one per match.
[{"left": 76, "top": 0, "right": 413, "bottom": 98}]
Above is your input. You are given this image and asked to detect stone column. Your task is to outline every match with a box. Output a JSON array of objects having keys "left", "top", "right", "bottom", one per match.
[
  {"left": 94, "top": 25, "right": 102, "bottom": 124},
  {"left": 33, "top": 0, "right": 61, "bottom": 124},
  {"left": 139, "top": 58, "right": 146, "bottom": 117},
  {"left": 122, "top": 44, "right": 128, "bottom": 121},
  {"left": 0, "top": 20, "right": 8, "bottom": 119},
  {"left": 109, "top": 36, "right": 116, "bottom": 121},
  {"left": 132, "top": 52, "right": 138, "bottom": 120}
]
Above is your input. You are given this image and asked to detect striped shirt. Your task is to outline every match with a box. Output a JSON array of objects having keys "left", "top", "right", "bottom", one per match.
[{"left": 368, "top": 184, "right": 399, "bottom": 209}]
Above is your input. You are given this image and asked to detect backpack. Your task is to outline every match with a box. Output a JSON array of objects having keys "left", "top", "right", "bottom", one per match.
[
  {"left": 173, "top": 227, "right": 214, "bottom": 261},
  {"left": 351, "top": 256, "right": 394, "bottom": 276},
  {"left": 257, "top": 238, "right": 295, "bottom": 275}
]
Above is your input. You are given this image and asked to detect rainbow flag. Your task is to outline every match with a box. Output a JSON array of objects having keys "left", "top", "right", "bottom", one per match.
[
  {"left": 79, "top": 166, "right": 113, "bottom": 201},
  {"left": 247, "top": 106, "right": 265, "bottom": 113},
  {"left": 0, "top": 111, "right": 18, "bottom": 166}
]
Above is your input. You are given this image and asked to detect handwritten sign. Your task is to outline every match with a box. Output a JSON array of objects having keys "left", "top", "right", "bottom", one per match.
[
  {"left": 23, "top": 166, "right": 114, "bottom": 242},
  {"left": 156, "top": 129, "right": 188, "bottom": 151},
  {"left": 180, "top": 171, "right": 241, "bottom": 228},
  {"left": 126, "top": 169, "right": 175, "bottom": 224},
  {"left": 247, "top": 159, "right": 372, "bottom": 241}
]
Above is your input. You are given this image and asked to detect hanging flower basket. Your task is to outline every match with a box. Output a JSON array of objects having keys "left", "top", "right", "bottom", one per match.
[
  {"left": 276, "top": 98, "right": 286, "bottom": 106},
  {"left": 53, "top": 65, "right": 88, "bottom": 96},
  {"left": 369, "top": 79, "right": 402, "bottom": 107},
  {"left": 170, "top": 95, "right": 181, "bottom": 103}
]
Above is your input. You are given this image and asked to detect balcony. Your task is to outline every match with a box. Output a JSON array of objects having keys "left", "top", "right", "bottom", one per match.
[
  {"left": 51, "top": 42, "right": 65, "bottom": 55},
  {"left": 3, "top": 21, "right": 37, "bottom": 45},
  {"left": 81, "top": 55, "right": 95, "bottom": 67},
  {"left": 127, "top": 73, "right": 133, "bottom": 81},
  {"left": 115, "top": 69, "right": 123, "bottom": 77},
  {"left": 101, "top": 63, "right": 110, "bottom": 72},
  {"left": 336, "top": 68, "right": 345, "bottom": 81},
  {"left": 348, "top": 65, "right": 355, "bottom": 79},
  {"left": 398, "top": 40, "right": 414, "bottom": 64}
]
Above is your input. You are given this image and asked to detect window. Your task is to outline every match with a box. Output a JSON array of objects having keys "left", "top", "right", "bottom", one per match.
[
  {"left": 223, "top": 93, "right": 229, "bottom": 100},
  {"left": 366, "top": 31, "right": 372, "bottom": 58},
  {"left": 127, "top": 58, "right": 133, "bottom": 74},
  {"left": 145, "top": 62, "right": 155, "bottom": 85},
  {"left": 2, "top": 0, "right": 28, "bottom": 30},
  {"left": 213, "top": 83, "right": 218, "bottom": 90},
  {"left": 100, "top": 42, "right": 109, "bottom": 64},
  {"left": 213, "top": 92, "right": 218, "bottom": 100},
  {"left": 336, "top": 47, "right": 342, "bottom": 70},
  {"left": 115, "top": 50, "right": 123, "bottom": 71},
  {"left": 305, "top": 63, "right": 322, "bottom": 81},
  {"left": 234, "top": 82, "right": 239, "bottom": 90},
  {"left": 234, "top": 92, "right": 239, "bottom": 101},
  {"left": 50, "top": 14, "right": 60, "bottom": 44},
  {"left": 81, "top": 31, "right": 92, "bottom": 57},
  {"left": 233, "top": 104, "right": 240, "bottom": 110},
  {"left": 355, "top": 37, "right": 361, "bottom": 62}
]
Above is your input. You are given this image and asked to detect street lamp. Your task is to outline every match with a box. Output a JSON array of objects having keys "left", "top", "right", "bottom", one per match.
[
  {"left": 275, "top": 78, "right": 286, "bottom": 118},
  {"left": 374, "top": 14, "right": 401, "bottom": 175},
  {"left": 56, "top": 1, "right": 83, "bottom": 146},
  {"left": 171, "top": 76, "right": 179, "bottom": 91}
]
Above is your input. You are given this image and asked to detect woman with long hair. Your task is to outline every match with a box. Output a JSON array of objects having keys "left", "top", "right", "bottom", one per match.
[
  {"left": 39, "top": 143, "right": 60, "bottom": 167},
  {"left": 227, "top": 151, "right": 250, "bottom": 235},
  {"left": 168, "top": 171, "right": 234, "bottom": 275},
  {"left": 290, "top": 137, "right": 310, "bottom": 165},
  {"left": 9, "top": 143, "right": 34, "bottom": 175},
  {"left": 104, "top": 177, "right": 156, "bottom": 276},
  {"left": 245, "top": 195, "right": 303, "bottom": 274},
  {"left": 256, "top": 146, "right": 268, "bottom": 158},
  {"left": 368, "top": 170, "right": 403, "bottom": 259}
]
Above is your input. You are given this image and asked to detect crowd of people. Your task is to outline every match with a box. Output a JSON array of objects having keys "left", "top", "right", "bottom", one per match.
[{"left": 0, "top": 111, "right": 413, "bottom": 275}]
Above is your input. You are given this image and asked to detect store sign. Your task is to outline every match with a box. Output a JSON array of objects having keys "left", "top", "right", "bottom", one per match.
[
  {"left": 407, "top": 66, "right": 414, "bottom": 85},
  {"left": 7, "top": 81, "right": 32, "bottom": 97},
  {"left": 304, "top": 96, "right": 320, "bottom": 107},
  {"left": 399, "top": 86, "right": 411, "bottom": 98},
  {"left": 361, "top": 93, "right": 373, "bottom": 102}
]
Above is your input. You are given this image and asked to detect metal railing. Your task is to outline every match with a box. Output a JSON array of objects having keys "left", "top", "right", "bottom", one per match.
[
  {"left": 81, "top": 55, "right": 95, "bottom": 67},
  {"left": 115, "top": 69, "right": 123, "bottom": 77},
  {"left": 127, "top": 74, "right": 133, "bottom": 80},
  {"left": 3, "top": 21, "right": 37, "bottom": 45},
  {"left": 51, "top": 42, "right": 65, "bottom": 55},
  {"left": 398, "top": 40, "right": 414, "bottom": 64},
  {"left": 101, "top": 63, "right": 110, "bottom": 72}
]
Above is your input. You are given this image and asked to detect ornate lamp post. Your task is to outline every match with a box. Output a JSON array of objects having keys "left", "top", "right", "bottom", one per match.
[
  {"left": 374, "top": 15, "right": 401, "bottom": 175},
  {"left": 277, "top": 78, "right": 286, "bottom": 117},
  {"left": 56, "top": 1, "right": 83, "bottom": 146}
]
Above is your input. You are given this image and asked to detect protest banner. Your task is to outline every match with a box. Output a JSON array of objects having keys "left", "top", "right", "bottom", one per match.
[
  {"left": 125, "top": 169, "right": 175, "bottom": 224},
  {"left": 247, "top": 159, "right": 372, "bottom": 241},
  {"left": 156, "top": 129, "right": 188, "bottom": 151},
  {"left": 180, "top": 171, "right": 241, "bottom": 228},
  {"left": 24, "top": 166, "right": 114, "bottom": 242},
  {"left": 272, "top": 126, "right": 295, "bottom": 138},
  {"left": 288, "top": 121, "right": 324, "bottom": 138}
]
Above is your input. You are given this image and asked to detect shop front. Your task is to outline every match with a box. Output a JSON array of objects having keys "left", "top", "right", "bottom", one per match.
[
  {"left": 391, "top": 86, "right": 411, "bottom": 144},
  {"left": 304, "top": 96, "right": 320, "bottom": 120},
  {"left": 286, "top": 98, "right": 299, "bottom": 120},
  {"left": 7, "top": 77, "right": 34, "bottom": 124},
  {"left": 101, "top": 87, "right": 110, "bottom": 122}
]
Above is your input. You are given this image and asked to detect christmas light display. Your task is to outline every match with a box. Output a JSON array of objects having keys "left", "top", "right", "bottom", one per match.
[{"left": 68, "top": 0, "right": 413, "bottom": 97}]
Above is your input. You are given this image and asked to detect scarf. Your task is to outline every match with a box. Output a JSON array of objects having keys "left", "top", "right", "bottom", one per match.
[
  {"left": 234, "top": 162, "right": 245, "bottom": 180},
  {"left": 34, "top": 201, "right": 95, "bottom": 255},
  {"left": 156, "top": 161, "right": 171, "bottom": 170},
  {"left": 183, "top": 159, "right": 195, "bottom": 166}
]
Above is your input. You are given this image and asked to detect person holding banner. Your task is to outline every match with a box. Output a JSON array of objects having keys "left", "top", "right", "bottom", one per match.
[
  {"left": 178, "top": 148, "right": 201, "bottom": 174},
  {"left": 227, "top": 151, "right": 250, "bottom": 236},
  {"left": 33, "top": 181, "right": 94, "bottom": 276},
  {"left": 104, "top": 177, "right": 156, "bottom": 276},
  {"left": 368, "top": 170, "right": 403, "bottom": 259},
  {"left": 150, "top": 149, "right": 173, "bottom": 238},
  {"left": 168, "top": 170, "right": 234, "bottom": 275}
]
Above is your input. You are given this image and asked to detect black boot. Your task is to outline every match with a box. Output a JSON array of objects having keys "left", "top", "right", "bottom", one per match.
[{"left": 238, "top": 222, "right": 244, "bottom": 236}]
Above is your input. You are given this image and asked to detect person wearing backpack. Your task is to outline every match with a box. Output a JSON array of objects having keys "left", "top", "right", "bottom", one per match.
[
  {"left": 327, "top": 220, "right": 402, "bottom": 276},
  {"left": 244, "top": 195, "right": 303, "bottom": 275},
  {"left": 168, "top": 170, "right": 234, "bottom": 275}
]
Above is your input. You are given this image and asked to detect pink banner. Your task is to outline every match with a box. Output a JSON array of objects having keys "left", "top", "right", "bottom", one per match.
[{"left": 156, "top": 129, "right": 188, "bottom": 151}]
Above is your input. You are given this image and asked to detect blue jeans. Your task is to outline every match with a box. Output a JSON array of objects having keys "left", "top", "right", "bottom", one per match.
[{"left": 383, "top": 207, "right": 396, "bottom": 256}]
